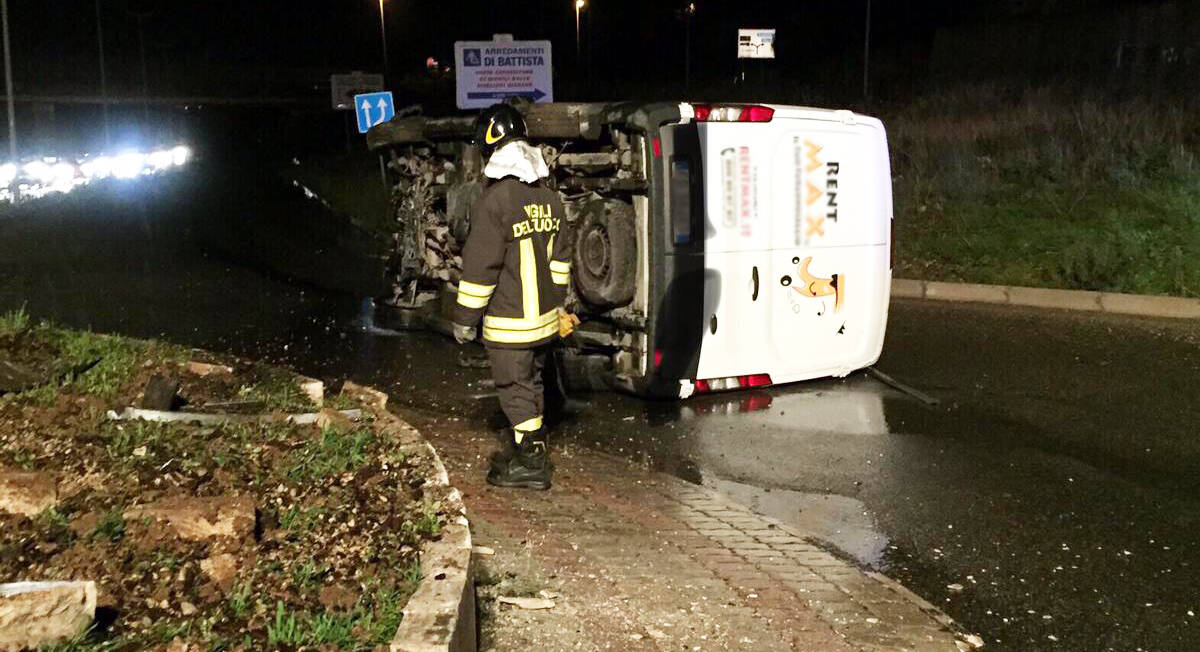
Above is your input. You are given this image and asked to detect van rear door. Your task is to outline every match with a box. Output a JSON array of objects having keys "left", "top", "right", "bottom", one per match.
[{"left": 689, "top": 106, "right": 892, "bottom": 386}]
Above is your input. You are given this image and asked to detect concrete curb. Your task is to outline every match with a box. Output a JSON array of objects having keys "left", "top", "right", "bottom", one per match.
[
  {"left": 341, "top": 382, "right": 476, "bottom": 652},
  {"left": 893, "top": 278, "right": 1200, "bottom": 320}
]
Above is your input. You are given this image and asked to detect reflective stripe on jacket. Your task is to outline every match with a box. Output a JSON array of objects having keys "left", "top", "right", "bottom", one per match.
[{"left": 454, "top": 177, "right": 571, "bottom": 349}]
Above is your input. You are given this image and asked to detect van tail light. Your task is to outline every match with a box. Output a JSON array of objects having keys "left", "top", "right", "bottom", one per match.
[
  {"left": 690, "top": 374, "right": 772, "bottom": 394},
  {"left": 651, "top": 137, "right": 662, "bottom": 158},
  {"left": 654, "top": 349, "right": 664, "bottom": 369},
  {"left": 739, "top": 106, "right": 775, "bottom": 122},
  {"left": 690, "top": 104, "right": 774, "bottom": 123}
]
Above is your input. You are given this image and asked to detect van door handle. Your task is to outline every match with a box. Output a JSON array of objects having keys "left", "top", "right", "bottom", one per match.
[{"left": 751, "top": 266, "right": 760, "bottom": 301}]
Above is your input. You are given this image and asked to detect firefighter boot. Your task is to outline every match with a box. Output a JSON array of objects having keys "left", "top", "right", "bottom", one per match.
[
  {"left": 488, "top": 428, "right": 517, "bottom": 466},
  {"left": 487, "top": 428, "right": 552, "bottom": 490}
]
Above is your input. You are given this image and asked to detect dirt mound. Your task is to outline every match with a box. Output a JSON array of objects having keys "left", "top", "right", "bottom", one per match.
[{"left": 0, "top": 324, "right": 441, "bottom": 649}]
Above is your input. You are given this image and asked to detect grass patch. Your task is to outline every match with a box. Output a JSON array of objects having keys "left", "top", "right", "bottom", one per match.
[
  {"left": 0, "top": 305, "right": 30, "bottom": 336},
  {"left": 227, "top": 581, "right": 253, "bottom": 618},
  {"left": 237, "top": 366, "right": 318, "bottom": 413},
  {"left": 92, "top": 509, "right": 126, "bottom": 543},
  {"left": 279, "top": 504, "right": 327, "bottom": 533},
  {"left": 888, "top": 84, "right": 1200, "bottom": 297},
  {"left": 286, "top": 426, "right": 375, "bottom": 482},
  {"left": 265, "top": 576, "right": 416, "bottom": 649},
  {"left": 412, "top": 501, "right": 444, "bottom": 538},
  {"left": 38, "top": 626, "right": 121, "bottom": 652}
]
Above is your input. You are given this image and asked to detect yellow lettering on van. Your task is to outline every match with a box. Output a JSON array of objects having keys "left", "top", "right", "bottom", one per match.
[
  {"left": 804, "top": 140, "right": 823, "bottom": 173},
  {"left": 805, "top": 181, "right": 823, "bottom": 206},
  {"left": 806, "top": 216, "right": 826, "bottom": 238}
]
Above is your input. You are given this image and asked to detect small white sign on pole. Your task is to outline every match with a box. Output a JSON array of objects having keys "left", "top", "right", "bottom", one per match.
[
  {"left": 738, "top": 29, "right": 776, "bottom": 59},
  {"left": 455, "top": 37, "right": 553, "bottom": 110}
]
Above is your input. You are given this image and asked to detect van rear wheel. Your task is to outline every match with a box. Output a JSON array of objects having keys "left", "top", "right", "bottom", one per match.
[{"left": 573, "top": 199, "right": 637, "bottom": 309}]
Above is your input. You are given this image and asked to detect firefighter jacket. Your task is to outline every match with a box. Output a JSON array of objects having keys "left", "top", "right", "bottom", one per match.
[{"left": 454, "top": 177, "right": 571, "bottom": 349}]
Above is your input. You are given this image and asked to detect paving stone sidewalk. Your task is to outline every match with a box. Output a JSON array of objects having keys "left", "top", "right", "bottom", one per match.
[{"left": 406, "top": 413, "right": 973, "bottom": 651}]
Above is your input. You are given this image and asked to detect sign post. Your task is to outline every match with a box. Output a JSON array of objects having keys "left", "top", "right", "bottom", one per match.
[
  {"left": 455, "top": 36, "right": 553, "bottom": 110},
  {"left": 737, "top": 28, "right": 776, "bottom": 92}
]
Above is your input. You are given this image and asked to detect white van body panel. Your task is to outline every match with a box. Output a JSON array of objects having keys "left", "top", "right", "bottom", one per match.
[{"left": 691, "top": 105, "right": 892, "bottom": 386}]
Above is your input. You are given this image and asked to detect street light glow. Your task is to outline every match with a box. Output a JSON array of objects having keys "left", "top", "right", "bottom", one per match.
[{"left": 576, "top": 0, "right": 585, "bottom": 8}]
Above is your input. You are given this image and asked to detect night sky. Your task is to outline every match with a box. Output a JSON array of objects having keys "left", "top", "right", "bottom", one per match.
[{"left": 10, "top": 0, "right": 1156, "bottom": 86}]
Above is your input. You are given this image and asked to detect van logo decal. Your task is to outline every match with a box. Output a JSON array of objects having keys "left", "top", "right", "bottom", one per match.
[
  {"left": 720, "top": 146, "right": 755, "bottom": 237},
  {"left": 795, "top": 139, "right": 840, "bottom": 246},
  {"left": 720, "top": 148, "right": 737, "bottom": 229},
  {"left": 781, "top": 256, "right": 844, "bottom": 315}
]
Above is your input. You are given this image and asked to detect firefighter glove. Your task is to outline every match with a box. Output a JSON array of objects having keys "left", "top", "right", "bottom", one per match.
[
  {"left": 557, "top": 310, "right": 581, "bottom": 338},
  {"left": 452, "top": 323, "right": 477, "bottom": 344}
]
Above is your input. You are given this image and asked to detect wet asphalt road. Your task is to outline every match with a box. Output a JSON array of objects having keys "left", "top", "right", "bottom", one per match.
[{"left": 2, "top": 176, "right": 1199, "bottom": 650}]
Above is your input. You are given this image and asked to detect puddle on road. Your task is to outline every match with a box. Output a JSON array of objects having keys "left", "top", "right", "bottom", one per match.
[
  {"left": 705, "top": 475, "right": 891, "bottom": 567},
  {"left": 647, "top": 377, "right": 898, "bottom": 567}
]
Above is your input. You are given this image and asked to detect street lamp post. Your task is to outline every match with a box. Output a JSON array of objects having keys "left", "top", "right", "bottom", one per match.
[
  {"left": 684, "top": 2, "right": 695, "bottom": 91},
  {"left": 95, "top": 0, "right": 109, "bottom": 147},
  {"left": 575, "top": 0, "right": 584, "bottom": 69},
  {"left": 378, "top": 0, "right": 389, "bottom": 82},
  {"left": 1, "top": 0, "right": 16, "bottom": 169},
  {"left": 862, "top": 0, "right": 872, "bottom": 100}
]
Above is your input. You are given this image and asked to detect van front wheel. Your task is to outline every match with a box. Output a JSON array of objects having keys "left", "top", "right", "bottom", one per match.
[{"left": 572, "top": 199, "right": 637, "bottom": 310}]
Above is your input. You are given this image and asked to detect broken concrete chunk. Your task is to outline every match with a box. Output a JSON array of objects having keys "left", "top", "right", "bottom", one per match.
[
  {"left": 315, "top": 408, "right": 355, "bottom": 433},
  {"left": 184, "top": 361, "right": 233, "bottom": 376},
  {"left": 0, "top": 581, "right": 97, "bottom": 649},
  {"left": 140, "top": 374, "right": 180, "bottom": 411},
  {"left": 0, "top": 470, "right": 57, "bottom": 517},
  {"left": 959, "top": 633, "right": 985, "bottom": 649},
  {"left": 299, "top": 378, "right": 324, "bottom": 407},
  {"left": 0, "top": 360, "right": 45, "bottom": 394},
  {"left": 471, "top": 546, "right": 495, "bottom": 557},
  {"left": 497, "top": 596, "right": 555, "bottom": 610},
  {"left": 199, "top": 553, "right": 238, "bottom": 591},
  {"left": 341, "top": 381, "right": 388, "bottom": 409},
  {"left": 124, "top": 496, "right": 255, "bottom": 541}
]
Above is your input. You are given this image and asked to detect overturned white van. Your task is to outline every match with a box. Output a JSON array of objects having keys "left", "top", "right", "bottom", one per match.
[{"left": 367, "top": 101, "right": 893, "bottom": 398}]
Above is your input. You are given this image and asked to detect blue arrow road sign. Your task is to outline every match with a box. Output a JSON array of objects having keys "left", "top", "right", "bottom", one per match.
[
  {"left": 354, "top": 91, "right": 395, "bottom": 134},
  {"left": 466, "top": 89, "right": 547, "bottom": 101}
]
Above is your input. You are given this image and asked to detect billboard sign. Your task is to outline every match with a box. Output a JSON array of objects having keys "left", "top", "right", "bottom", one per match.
[
  {"left": 738, "top": 29, "right": 776, "bottom": 59},
  {"left": 455, "top": 37, "right": 553, "bottom": 110},
  {"left": 331, "top": 72, "right": 385, "bottom": 111}
]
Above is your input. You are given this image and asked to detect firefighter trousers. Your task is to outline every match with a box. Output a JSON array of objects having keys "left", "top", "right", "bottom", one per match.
[{"left": 487, "top": 344, "right": 549, "bottom": 434}]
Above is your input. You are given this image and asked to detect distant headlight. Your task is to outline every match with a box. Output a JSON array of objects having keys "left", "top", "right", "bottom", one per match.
[{"left": 112, "top": 152, "right": 146, "bottom": 179}]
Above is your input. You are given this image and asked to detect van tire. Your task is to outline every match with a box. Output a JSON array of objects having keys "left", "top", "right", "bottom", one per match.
[{"left": 573, "top": 199, "right": 637, "bottom": 309}]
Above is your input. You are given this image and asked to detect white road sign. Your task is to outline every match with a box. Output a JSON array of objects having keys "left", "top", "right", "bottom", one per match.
[
  {"left": 331, "top": 72, "right": 384, "bottom": 111},
  {"left": 738, "top": 29, "right": 776, "bottom": 59},
  {"left": 455, "top": 38, "right": 553, "bottom": 110}
]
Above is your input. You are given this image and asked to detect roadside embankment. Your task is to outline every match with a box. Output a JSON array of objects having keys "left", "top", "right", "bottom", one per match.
[{"left": 889, "top": 85, "right": 1200, "bottom": 299}]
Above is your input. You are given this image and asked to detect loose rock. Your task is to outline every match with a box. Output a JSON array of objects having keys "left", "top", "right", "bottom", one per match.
[
  {"left": 498, "top": 596, "right": 556, "bottom": 610},
  {"left": 125, "top": 495, "right": 255, "bottom": 541},
  {"left": 184, "top": 361, "right": 233, "bottom": 377},
  {"left": 199, "top": 554, "right": 238, "bottom": 592},
  {"left": 0, "top": 581, "right": 96, "bottom": 649},
  {"left": 0, "top": 470, "right": 57, "bottom": 517}
]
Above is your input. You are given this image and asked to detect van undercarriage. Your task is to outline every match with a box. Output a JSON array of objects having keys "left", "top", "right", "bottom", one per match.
[{"left": 367, "top": 101, "right": 683, "bottom": 394}]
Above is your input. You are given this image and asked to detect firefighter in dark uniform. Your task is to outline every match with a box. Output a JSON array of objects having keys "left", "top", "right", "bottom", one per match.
[{"left": 452, "top": 104, "right": 578, "bottom": 490}]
